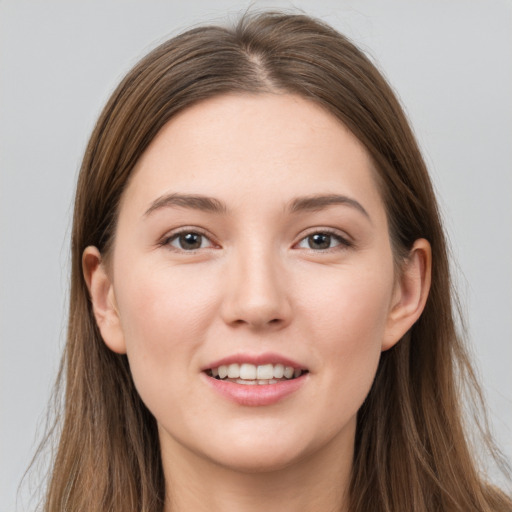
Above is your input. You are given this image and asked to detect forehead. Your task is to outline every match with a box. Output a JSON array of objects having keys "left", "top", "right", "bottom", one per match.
[{"left": 121, "top": 93, "right": 385, "bottom": 221}]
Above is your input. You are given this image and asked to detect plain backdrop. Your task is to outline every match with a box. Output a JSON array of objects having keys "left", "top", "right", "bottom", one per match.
[{"left": 1, "top": 0, "right": 511, "bottom": 509}]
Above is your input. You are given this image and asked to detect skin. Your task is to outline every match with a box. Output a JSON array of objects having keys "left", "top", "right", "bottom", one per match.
[{"left": 84, "top": 93, "right": 431, "bottom": 512}]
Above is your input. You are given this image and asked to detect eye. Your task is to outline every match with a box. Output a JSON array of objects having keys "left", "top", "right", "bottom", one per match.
[
  {"left": 165, "top": 231, "right": 214, "bottom": 251},
  {"left": 296, "top": 231, "right": 350, "bottom": 250}
]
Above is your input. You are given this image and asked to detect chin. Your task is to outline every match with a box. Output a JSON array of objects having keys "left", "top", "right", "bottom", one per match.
[
  {"left": 193, "top": 421, "right": 328, "bottom": 475},
  {"left": 205, "top": 443, "right": 308, "bottom": 474}
]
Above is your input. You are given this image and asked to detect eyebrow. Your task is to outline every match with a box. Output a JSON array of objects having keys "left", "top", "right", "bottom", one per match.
[
  {"left": 143, "top": 192, "right": 370, "bottom": 221},
  {"left": 288, "top": 194, "right": 371, "bottom": 221},
  {"left": 144, "top": 193, "right": 227, "bottom": 217}
]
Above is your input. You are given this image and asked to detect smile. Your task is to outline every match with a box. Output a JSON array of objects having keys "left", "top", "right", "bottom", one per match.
[
  {"left": 202, "top": 354, "right": 309, "bottom": 405},
  {"left": 206, "top": 363, "right": 307, "bottom": 385}
]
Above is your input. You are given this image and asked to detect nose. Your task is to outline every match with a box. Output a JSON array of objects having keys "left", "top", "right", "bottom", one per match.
[{"left": 220, "top": 245, "right": 292, "bottom": 330}]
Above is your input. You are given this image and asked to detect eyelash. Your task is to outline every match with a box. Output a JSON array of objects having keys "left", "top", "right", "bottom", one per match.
[
  {"left": 159, "top": 228, "right": 353, "bottom": 252},
  {"left": 159, "top": 228, "right": 217, "bottom": 252},
  {"left": 294, "top": 229, "right": 353, "bottom": 252}
]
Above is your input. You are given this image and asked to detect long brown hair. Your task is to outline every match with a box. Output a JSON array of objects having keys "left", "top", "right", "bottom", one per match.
[{"left": 40, "top": 11, "right": 511, "bottom": 511}]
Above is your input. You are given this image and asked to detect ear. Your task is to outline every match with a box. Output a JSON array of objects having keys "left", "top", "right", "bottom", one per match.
[
  {"left": 382, "top": 238, "right": 432, "bottom": 351},
  {"left": 82, "top": 246, "right": 127, "bottom": 354}
]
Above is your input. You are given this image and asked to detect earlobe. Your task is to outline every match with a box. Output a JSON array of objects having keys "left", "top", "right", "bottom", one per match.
[
  {"left": 382, "top": 238, "right": 432, "bottom": 351},
  {"left": 82, "top": 246, "right": 127, "bottom": 354}
]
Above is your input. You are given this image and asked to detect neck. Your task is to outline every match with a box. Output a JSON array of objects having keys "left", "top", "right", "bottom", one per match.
[{"left": 161, "top": 427, "right": 354, "bottom": 512}]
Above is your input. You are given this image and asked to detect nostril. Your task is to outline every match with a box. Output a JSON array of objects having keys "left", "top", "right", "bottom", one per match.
[{"left": 230, "top": 317, "right": 283, "bottom": 327}]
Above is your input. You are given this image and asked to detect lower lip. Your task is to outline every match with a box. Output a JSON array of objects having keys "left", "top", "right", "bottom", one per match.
[{"left": 202, "top": 373, "right": 308, "bottom": 406}]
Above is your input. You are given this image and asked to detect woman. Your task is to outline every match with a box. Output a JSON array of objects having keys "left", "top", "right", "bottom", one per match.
[{"left": 40, "top": 11, "right": 511, "bottom": 512}]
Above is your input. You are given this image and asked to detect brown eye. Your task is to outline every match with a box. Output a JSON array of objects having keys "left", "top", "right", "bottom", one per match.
[
  {"left": 308, "top": 233, "right": 332, "bottom": 250},
  {"left": 168, "top": 232, "right": 209, "bottom": 250},
  {"left": 296, "top": 231, "right": 350, "bottom": 251}
]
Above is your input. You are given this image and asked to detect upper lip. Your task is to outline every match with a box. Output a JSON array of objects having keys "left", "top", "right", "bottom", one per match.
[{"left": 202, "top": 352, "right": 307, "bottom": 371}]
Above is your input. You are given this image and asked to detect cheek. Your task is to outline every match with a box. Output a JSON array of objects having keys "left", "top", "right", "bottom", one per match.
[
  {"left": 113, "top": 263, "right": 220, "bottom": 391},
  {"left": 297, "top": 260, "right": 394, "bottom": 405},
  {"left": 300, "top": 259, "right": 393, "bottom": 343}
]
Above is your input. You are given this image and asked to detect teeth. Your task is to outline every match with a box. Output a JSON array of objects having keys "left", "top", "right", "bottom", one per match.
[
  {"left": 235, "top": 379, "right": 257, "bottom": 385},
  {"left": 283, "top": 366, "right": 294, "bottom": 379},
  {"left": 227, "top": 363, "right": 239, "bottom": 378},
  {"left": 273, "top": 364, "right": 284, "bottom": 378},
  {"left": 257, "top": 364, "right": 273, "bottom": 380},
  {"left": 240, "top": 363, "right": 257, "bottom": 380},
  {"left": 232, "top": 378, "right": 280, "bottom": 385},
  {"left": 210, "top": 363, "right": 305, "bottom": 382},
  {"left": 218, "top": 365, "right": 228, "bottom": 379}
]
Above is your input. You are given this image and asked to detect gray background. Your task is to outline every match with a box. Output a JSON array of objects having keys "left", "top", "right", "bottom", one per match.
[{"left": 1, "top": 0, "right": 511, "bottom": 510}]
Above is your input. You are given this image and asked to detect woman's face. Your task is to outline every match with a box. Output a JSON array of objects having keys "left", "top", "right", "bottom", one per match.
[{"left": 88, "top": 93, "right": 425, "bottom": 473}]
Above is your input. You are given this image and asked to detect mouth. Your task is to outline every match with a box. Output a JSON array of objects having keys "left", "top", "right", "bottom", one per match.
[{"left": 205, "top": 363, "right": 308, "bottom": 385}]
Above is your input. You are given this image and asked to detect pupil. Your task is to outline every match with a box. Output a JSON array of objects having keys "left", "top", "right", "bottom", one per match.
[
  {"left": 180, "top": 233, "right": 201, "bottom": 250},
  {"left": 309, "top": 233, "right": 330, "bottom": 249}
]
